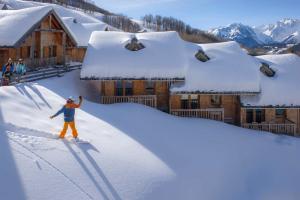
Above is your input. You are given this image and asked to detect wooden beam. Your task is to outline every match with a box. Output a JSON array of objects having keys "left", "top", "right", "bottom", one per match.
[
  {"left": 62, "top": 32, "right": 66, "bottom": 65},
  {"left": 35, "top": 29, "right": 63, "bottom": 33},
  {"left": 49, "top": 15, "right": 52, "bottom": 29},
  {"left": 30, "top": 32, "right": 35, "bottom": 59}
]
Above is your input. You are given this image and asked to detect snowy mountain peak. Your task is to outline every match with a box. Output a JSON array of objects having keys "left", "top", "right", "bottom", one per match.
[
  {"left": 208, "top": 23, "right": 271, "bottom": 47},
  {"left": 209, "top": 18, "right": 300, "bottom": 47}
]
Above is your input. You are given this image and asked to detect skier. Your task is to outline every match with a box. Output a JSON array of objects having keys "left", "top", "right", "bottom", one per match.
[
  {"left": 2, "top": 58, "right": 14, "bottom": 74},
  {"left": 15, "top": 58, "right": 26, "bottom": 83},
  {"left": 50, "top": 96, "right": 83, "bottom": 140},
  {"left": 1, "top": 65, "right": 12, "bottom": 86}
]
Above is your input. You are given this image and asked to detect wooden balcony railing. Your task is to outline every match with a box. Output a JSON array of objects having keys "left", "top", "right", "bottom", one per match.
[
  {"left": 242, "top": 123, "right": 296, "bottom": 135},
  {"left": 100, "top": 95, "right": 157, "bottom": 108},
  {"left": 170, "top": 108, "right": 224, "bottom": 121},
  {"left": 24, "top": 56, "right": 71, "bottom": 68}
]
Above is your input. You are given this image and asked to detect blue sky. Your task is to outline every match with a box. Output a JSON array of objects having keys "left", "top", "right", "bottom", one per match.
[{"left": 94, "top": 0, "right": 300, "bottom": 30}]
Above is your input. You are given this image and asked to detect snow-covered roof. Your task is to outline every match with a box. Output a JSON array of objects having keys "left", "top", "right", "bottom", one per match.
[
  {"left": 62, "top": 17, "right": 116, "bottom": 47},
  {"left": 0, "top": 6, "right": 76, "bottom": 47},
  {"left": 81, "top": 31, "right": 188, "bottom": 79},
  {"left": 241, "top": 54, "right": 300, "bottom": 107},
  {"left": 171, "top": 41, "right": 261, "bottom": 94}
]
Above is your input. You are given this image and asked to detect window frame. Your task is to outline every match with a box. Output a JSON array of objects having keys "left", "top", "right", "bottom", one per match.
[
  {"left": 246, "top": 109, "right": 254, "bottom": 123},
  {"left": 275, "top": 109, "right": 286, "bottom": 118},
  {"left": 145, "top": 81, "right": 155, "bottom": 95},
  {"left": 211, "top": 95, "right": 221, "bottom": 106}
]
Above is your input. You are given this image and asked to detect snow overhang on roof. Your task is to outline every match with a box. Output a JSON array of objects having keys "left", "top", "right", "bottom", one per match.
[
  {"left": 171, "top": 41, "right": 261, "bottom": 94},
  {"left": 81, "top": 31, "right": 187, "bottom": 79},
  {"left": 241, "top": 54, "right": 300, "bottom": 107},
  {"left": 0, "top": 6, "right": 77, "bottom": 48}
]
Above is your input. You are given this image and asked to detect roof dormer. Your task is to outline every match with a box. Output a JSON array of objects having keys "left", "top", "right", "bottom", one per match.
[
  {"left": 125, "top": 36, "right": 145, "bottom": 51},
  {"left": 195, "top": 49, "right": 210, "bottom": 62},
  {"left": 260, "top": 62, "right": 275, "bottom": 77}
]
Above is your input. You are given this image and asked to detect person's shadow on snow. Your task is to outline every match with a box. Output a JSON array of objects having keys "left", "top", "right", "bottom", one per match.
[
  {"left": 15, "top": 83, "right": 52, "bottom": 110},
  {"left": 62, "top": 141, "right": 122, "bottom": 200}
]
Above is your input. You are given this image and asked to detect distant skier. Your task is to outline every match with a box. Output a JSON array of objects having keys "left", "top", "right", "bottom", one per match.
[
  {"left": 15, "top": 58, "right": 27, "bottom": 83},
  {"left": 1, "top": 64, "right": 12, "bottom": 86},
  {"left": 50, "top": 96, "right": 83, "bottom": 140}
]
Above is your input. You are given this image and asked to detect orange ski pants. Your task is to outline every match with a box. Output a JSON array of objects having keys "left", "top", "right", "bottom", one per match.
[{"left": 59, "top": 121, "right": 78, "bottom": 138}]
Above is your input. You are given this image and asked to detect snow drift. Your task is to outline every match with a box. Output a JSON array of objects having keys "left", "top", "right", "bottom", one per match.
[{"left": 1, "top": 71, "right": 300, "bottom": 200}]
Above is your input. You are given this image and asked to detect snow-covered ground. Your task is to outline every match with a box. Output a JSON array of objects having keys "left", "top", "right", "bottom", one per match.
[{"left": 1, "top": 71, "right": 300, "bottom": 200}]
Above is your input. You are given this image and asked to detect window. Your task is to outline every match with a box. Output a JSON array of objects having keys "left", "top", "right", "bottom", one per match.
[
  {"left": 276, "top": 109, "right": 286, "bottom": 117},
  {"left": 246, "top": 109, "right": 254, "bottom": 123},
  {"left": 211, "top": 95, "right": 221, "bottom": 106},
  {"left": 115, "top": 80, "right": 133, "bottom": 96},
  {"left": 125, "top": 81, "right": 133, "bottom": 96},
  {"left": 181, "top": 95, "right": 189, "bottom": 109},
  {"left": 52, "top": 46, "right": 57, "bottom": 57},
  {"left": 145, "top": 81, "right": 155, "bottom": 95},
  {"left": 190, "top": 95, "right": 199, "bottom": 109},
  {"left": 180, "top": 95, "right": 199, "bottom": 109},
  {"left": 116, "top": 80, "right": 123, "bottom": 96},
  {"left": 27, "top": 46, "right": 31, "bottom": 58},
  {"left": 255, "top": 109, "right": 265, "bottom": 123}
]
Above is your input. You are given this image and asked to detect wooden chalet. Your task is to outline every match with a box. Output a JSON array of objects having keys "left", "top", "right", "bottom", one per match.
[
  {"left": 241, "top": 54, "right": 300, "bottom": 136},
  {"left": 0, "top": 6, "right": 77, "bottom": 70},
  {"left": 81, "top": 31, "right": 186, "bottom": 111},
  {"left": 170, "top": 42, "right": 260, "bottom": 124},
  {"left": 81, "top": 31, "right": 300, "bottom": 136}
]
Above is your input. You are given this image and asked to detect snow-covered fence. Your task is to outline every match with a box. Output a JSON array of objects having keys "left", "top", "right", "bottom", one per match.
[
  {"left": 170, "top": 108, "right": 224, "bottom": 122},
  {"left": 242, "top": 123, "right": 296, "bottom": 135},
  {"left": 100, "top": 95, "right": 157, "bottom": 108}
]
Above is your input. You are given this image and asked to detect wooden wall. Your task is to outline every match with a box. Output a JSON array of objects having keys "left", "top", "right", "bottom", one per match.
[
  {"left": 170, "top": 94, "right": 240, "bottom": 124},
  {"left": 66, "top": 48, "right": 87, "bottom": 63},
  {"left": 98, "top": 80, "right": 171, "bottom": 111},
  {"left": 240, "top": 108, "right": 300, "bottom": 135}
]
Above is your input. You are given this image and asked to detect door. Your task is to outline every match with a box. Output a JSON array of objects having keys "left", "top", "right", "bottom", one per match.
[{"left": 0, "top": 50, "right": 9, "bottom": 71}]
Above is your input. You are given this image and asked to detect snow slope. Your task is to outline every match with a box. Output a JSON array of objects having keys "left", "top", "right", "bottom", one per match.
[{"left": 1, "top": 71, "right": 300, "bottom": 200}]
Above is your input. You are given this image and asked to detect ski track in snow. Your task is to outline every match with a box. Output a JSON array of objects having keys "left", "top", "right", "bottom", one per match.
[{"left": 4, "top": 131, "right": 95, "bottom": 200}]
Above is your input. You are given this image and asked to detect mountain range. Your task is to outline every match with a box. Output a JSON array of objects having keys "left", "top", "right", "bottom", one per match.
[{"left": 208, "top": 19, "right": 300, "bottom": 48}]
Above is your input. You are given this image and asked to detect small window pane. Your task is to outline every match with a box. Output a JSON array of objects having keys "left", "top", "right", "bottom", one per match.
[
  {"left": 276, "top": 109, "right": 285, "bottom": 117},
  {"left": 246, "top": 109, "right": 254, "bottom": 123},
  {"left": 181, "top": 94, "right": 189, "bottom": 100},
  {"left": 190, "top": 99, "right": 199, "bottom": 109},
  {"left": 125, "top": 81, "right": 133, "bottom": 96},
  {"left": 181, "top": 99, "right": 189, "bottom": 109},
  {"left": 145, "top": 81, "right": 155, "bottom": 95},
  {"left": 255, "top": 109, "right": 265, "bottom": 123},
  {"left": 116, "top": 81, "right": 123, "bottom": 96},
  {"left": 211, "top": 95, "right": 221, "bottom": 106}
]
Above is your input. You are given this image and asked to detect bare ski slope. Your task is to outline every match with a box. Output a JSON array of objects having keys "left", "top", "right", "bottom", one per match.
[{"left": 1, "top": 71, "right": 300, "bottom": 200}]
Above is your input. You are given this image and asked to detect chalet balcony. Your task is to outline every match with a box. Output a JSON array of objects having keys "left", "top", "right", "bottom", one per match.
[
  {"left": 170, "top": 108, "right": 224, "bottom": 122},
  {"left": 242, "top": 121, "right": 296, "bottom": 135},
  {"left": 100, "top": 95, "right": 157, "bottom": 108},
  {"left": 24, "top": 56, "right": 71, "bottom": 68}
]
